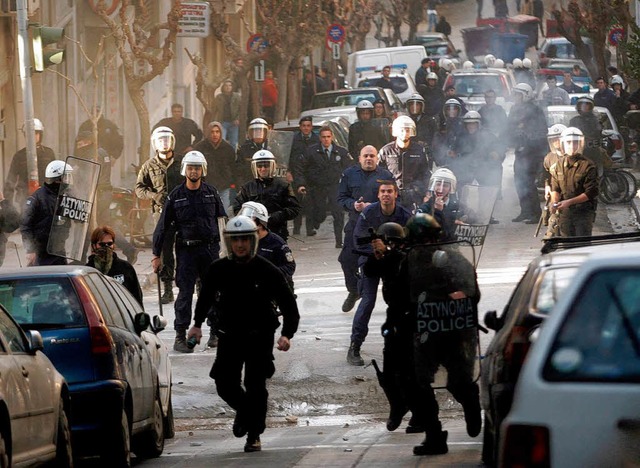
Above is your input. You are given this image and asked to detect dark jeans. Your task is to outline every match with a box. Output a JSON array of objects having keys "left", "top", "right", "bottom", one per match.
[
  {"left": 338, "top": 222, "right": 359, "bottom": 294},
  {"left": 308, "top": 185, "right": 344, "bottom": 243},
  {"left": 350, "top": 269, "right": 380, "bottom": 346}
]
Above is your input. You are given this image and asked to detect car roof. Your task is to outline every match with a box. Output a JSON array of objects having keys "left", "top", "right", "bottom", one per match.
[
  {"left": 541, "top": 232, "right": 640, "bottom": 255},
  {"left": 0, "top": 265, "right": 97, "bottom": 278}
]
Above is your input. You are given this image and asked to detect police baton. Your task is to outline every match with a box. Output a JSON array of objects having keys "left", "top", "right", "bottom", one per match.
[{"left": 157, "top": 272, "right": 163, "bottom": 316}]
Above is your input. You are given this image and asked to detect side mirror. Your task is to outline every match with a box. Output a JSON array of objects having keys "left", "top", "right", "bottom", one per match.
[
  {"left": 26, "top": 330, "right": 44, "bottom": 353},
  {"left": 134, "top": 312, "right": 151, "bottom": 334},
  {"left": 484, "top": 310, "right": 501, "bottom": 331},
  {"left": 152, "top": 315, "right": 168, "bottom": 333},
  {"left": 528, "top": 326, "right": 541, "bottom": 343}
]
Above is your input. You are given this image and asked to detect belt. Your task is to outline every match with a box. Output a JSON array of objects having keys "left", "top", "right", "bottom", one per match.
[{"left": 176, "top": 238, "right": 219, "bottom": 247}]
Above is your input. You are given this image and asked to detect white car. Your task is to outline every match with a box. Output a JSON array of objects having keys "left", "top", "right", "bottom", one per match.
[
  {"left": 500, "top": 249, "right": 640, "bottom": 467},
  {"left": 356, "top": 71, "right": 417, "bottom": 104},
  {"left": 443, "top": 68, "right": 517, "bottom": 113}
]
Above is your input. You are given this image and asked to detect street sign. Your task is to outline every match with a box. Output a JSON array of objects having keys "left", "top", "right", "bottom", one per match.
[
  {"left": 608, "top": 27, "right": 625, "bottom": 46},
  {"left": 178, "top": 2, "right": 211, "bottom": 38},
  {"left": 254, "top": 60, "right": 265, "bottom": 82},
  {"left": 332, "top": 42, "right": 341, "bottom": 60},
  {"left": 327, "top": 23, "right": 345, "bottom": 44},
  {"left": 246, "top": 33, "right": 269, "bottom": 54}
]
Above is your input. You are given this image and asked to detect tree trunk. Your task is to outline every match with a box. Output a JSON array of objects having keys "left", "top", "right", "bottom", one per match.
[
  {"left": 275, "top": 60, "right": 290, "bottom": 122},
  {"left": 287, "top": 56, "right": 301, "bottom": 119},
  {"left": 127, "top": 80, "right": 150, "bottom": 163}
]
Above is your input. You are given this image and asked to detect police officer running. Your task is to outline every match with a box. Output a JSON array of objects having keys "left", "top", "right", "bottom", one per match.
[
  {"left": 152, "top": 151, "right": 226, "bottom": 353},
  {"left": 20, "top": 160, "right": 73, "bottom": 266},
  {"left": 186, "top": 215, "right": 299, "bottom": 453},
  {"left": 337, "top": 145, "right": 394, "bottom": 313},
  {"left": 233, "top": 150, "right": 301, "bottom": 241}
]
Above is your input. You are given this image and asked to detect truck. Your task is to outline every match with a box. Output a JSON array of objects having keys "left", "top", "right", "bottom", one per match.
[{"left": 346, "top": 45, "right": 427, "bottom": 89}]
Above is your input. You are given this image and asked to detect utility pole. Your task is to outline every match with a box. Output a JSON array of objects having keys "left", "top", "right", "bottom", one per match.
[{"left": 17, "top": 0, "right": 39, "bottom": 194}]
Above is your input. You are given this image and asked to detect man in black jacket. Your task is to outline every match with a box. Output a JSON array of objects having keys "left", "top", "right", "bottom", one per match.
[{"left": 194, "top": 121, "right": 236, "bottom": 196}]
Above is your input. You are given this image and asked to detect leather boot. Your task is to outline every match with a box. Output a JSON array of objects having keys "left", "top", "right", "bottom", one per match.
[
  {"left": 161, "top": 281, "right": 174, "bottom": 304},
  {"left": 413, "top": 430, "right": 448, "bottom": 456},
  {"left": 173, "top": 330, "right": 193, "bottom": 354},
  {"left": 346, "top": 342, "right": 364, "bottom": 366}
]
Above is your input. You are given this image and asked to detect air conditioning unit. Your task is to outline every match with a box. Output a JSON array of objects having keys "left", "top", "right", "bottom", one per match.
[{"left": 0, "top": 0, "right": 41, "bottom": 16}]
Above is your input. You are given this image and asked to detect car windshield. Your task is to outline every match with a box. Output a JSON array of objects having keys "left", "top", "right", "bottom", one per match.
[
  {"left": 547, "top": 109, "right": 615, "bottom": 131},
  {"left": 312, "top": 92, "right": 379, "bottom": 108},
  {"left": 358, "top": 76, "right": 408, "bottom": 94},
  {"left": 0, "top": 278, "right": 86, "bottom": 327},
  {"left": 533, "top": 266, "right": 578, "bottom": 315},
  {"left": 424, "top": 44, "right": 451, "bottom": 56},
  {"left": 451, "top": 75, "right": 506, "bottom": 97},
  {"left": 414, "top": 35, "right": 445, "bottom": 44},
  {"left": 543, "top": 268, "right": 640, "bottom": 382}
]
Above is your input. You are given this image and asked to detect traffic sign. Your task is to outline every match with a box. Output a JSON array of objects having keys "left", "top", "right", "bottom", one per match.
[
  {"left": 246, "top": 33, "right": 269, "bottom": 54},
  {"left": 326, "top": 23, "right": 345, "bottom": 44},
  {"left": 254, "top": 60, "right": 265, "bottom": 82},
  {"left": 331, "top": 42, "right": 341, "bottom": 60},
  {"left": 608, "top": 27, "right": 625, "bottom": 47}
]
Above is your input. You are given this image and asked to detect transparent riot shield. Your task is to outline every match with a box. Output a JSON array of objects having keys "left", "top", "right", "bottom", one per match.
[
  {"left": 47, "top": 156, "right": 101, "bottom": 263},
  {"left": 407, "top": 240, "right": 482, "bottom": 388},
  {"left": 454, "top": 184, "right": 499, "bottom": 265},
  {"left": 267, "top": 130, "right": 294, "bottom": 179}
]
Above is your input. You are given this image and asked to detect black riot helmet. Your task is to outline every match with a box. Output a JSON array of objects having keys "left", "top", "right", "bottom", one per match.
[
  {"left": 405, "top": 213, "right": 442, "bottom": 243},
  {"left": 376, "top": 222, "right": 406, "bottom": 245}
]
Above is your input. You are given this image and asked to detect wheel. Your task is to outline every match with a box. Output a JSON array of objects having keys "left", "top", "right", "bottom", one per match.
[
  {"left": 163, "top": 394, "right": 175, "bottom": 440},
  {"left": 0, "top": 430, "right": 8, "bottom": 468},
  {"left": 54, "top": 400, "right": 73, "bottom": 467},
  {"left": 133, "top": 394, "right": 164, "bottom": 459},
  {"left": 617, "top": 169, "right": 638, "bottom": 202},
  {"left": 101, "top": 407, "right": 131, "bottom": 467},
  {"left": 599, "top": 170, "right": 630, "bottom": 204}
]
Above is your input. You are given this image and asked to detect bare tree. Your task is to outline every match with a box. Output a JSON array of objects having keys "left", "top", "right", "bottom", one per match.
[
  {"left": 404, "top": 0, "right": 424, "bottom": 45},
  {"left": 95, "top": 0, "right": 181, "bottom": 160},
  {"left": 323, "top": 0, "right": 380, "bottom": 53},
  {"left": 380, "top": 0, "right": 408, "bottom": 47}
]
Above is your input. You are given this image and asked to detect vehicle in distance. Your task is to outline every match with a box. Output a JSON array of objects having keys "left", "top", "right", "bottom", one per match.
[
  {"left": 443, "top": 68, "right": 516, "bottom": 112},
  {"left": 273, "top": 116, "right": 351, "bottom": 150},
  {"left": 356, "top": 70, "right": 418, "bottom": 104},
  {"left": 300, "top": 87, "right": 402, "bottom": 124}
]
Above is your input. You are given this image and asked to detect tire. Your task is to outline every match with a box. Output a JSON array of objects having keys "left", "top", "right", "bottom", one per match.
[
  {"left": 163, "top": 394, "right": 175, "bottom": 440},
  {"left": 53, "top": 400, "right": 73, "bottom": 468},
  {"left": 101, "top": 408, "right": 131, "bottom": 467},
  {"left": 133, "top": 395, "right": 164, "bottom": 459},
  {"left": 617, "top": 169, "right": 638, "bottom": 203},
  {"left": 599, "top": 170, "right": 630, "bottom": 204},
  {"left": 0, "top": 430, "right": 8, "bottom": 468}
]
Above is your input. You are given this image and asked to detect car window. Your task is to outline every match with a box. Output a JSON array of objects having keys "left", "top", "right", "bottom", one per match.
[
  {"left": 0, "top": 278, "right": 85, "bottom": 327},
  {"left": 543, "top": 269, "right": 640, "bottom": 382},
  {"left": 532, "top": 266, "right": 578, "bottom": 316},
  {"left": 312, "top": 92, "right": 378, "bottom": 108},
  {"left": 452, "top": 75, "right": 506, "bottom": 97},
  {"left": 359, "top": 77, "right": 408, "bottom": 95},
  {"left": 102, "top": 279, "right": 137, "bottom": 332},
  {"left": 85, "top": 273, "right": 127, "bottom": 329},
  {"left": 424, "top": 44, "right": 451, "bottom": 56},
  {"left": 110, "top": 280, "right": 144, "bottom": 320},
  {"left": 546, "top": 109, "right": 614, "bottom": 131},
  {"left": 0, "top": 309, "right": 27, "bottom": 353}
]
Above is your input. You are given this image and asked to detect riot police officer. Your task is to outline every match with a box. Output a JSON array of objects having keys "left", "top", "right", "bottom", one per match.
[
  {"left": 432, "top": 99, "right": 465, "bottom": 168},
  {"left": 569, "top": 95, "right": 609, "bottom": 174},
  {"left": 187, "top": 215, "right": 299, "bottom": 453},
  {"left": 152, "top": 151, "right": 226, "bottom": 353},
  {"left": 407, "top": 93, "right": 437, "bottom": 149},
  {"left": 136, "top": 126, "right": 182, "bottom": 303},
  {"left": 233, "top": 150, "right": 301, "bottom": 241},
  {"left": 417, "top": 168, "right": 462, "bottom": 241},
  {"left": 541, "top": 124, "right": 567, "bottom": 239},
  {"left": 378, "top": 116, "right": 432, "bottom": 210},
  {"left": 20, "top": 160, "right": 73, "bottom": 266},
  {"left": 348, "top": 100, "right": 388, "bottom": 157},
  {"left": 418, "top": 72, "right": 445, "bottom": 118},
  {"left": 236, "top": 118, "right": 270, "bottom": 186}
]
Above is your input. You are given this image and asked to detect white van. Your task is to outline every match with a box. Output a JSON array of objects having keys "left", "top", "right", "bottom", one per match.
[{"left": 346, "top": 45, "right": 427, "bottom": 89}]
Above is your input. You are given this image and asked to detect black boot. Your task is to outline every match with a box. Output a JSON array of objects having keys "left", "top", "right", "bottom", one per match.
[
  {"left": 346, "top": 342, "right": 364, "bottom": 366},
  {"left": 161, "top": 280, "right": 174, "bottom": 304},
  {"left": 413, "top": 430, "right": 448, "bottom": 456}
]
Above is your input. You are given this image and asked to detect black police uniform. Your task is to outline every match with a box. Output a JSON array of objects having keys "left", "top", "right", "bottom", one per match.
[
  {"left": 337, "top": 164, "right": 395, "bottom": 295},
  {"left": 258, "top": 231, "right": 296, "bottom": 291},
  {"left": 478, "top": 103, "right": 507, "bottom": 139},
  {"left": 193, "top": 254, "right": 299, "bottom": 442},
  {"left": 348, "top": 120, "right": 388, "bottom": 158},
  {"left": 87, "top": 251, "right": 143, "bottom": 305},
  {"left": 432, "top": 117, "right": 464, "bottom": 168},
  {"left": 550, "top": 154, "right": 599, "bottom": 236},
  {"left": 293, "top": 143, "right": 353, "bottom": 244},
  {"left": 417, "top": 195, "right": 462, "bottom": 242},
  {"left": 4, "top": 145, "right": 55, "bottom": 210},
  {"left": 569, "top": 113, "right": 608, "bottom": 171},
  {"left": 289, "top": 131, "right": 320, "bottom": 235},
  {"left": 235, "top": 139, "right": 268, "bottom": 187},
  {"left": 413, "top": 113, "right": 437, "bottom": 149},
  {"left": 233, "top": 177, "right": 301, "bottom": 241},
  {"left": 153, "top": 181, "right": 226, "bottom": 334},
  {"left": 20, "top": 183, "right": 68, "bottom": 266},
  {"left": 418, "top": 85, "right": 445, "bottom": 118},
  {"left": 452, "top": 127, "right": 502, "bottom": 187},
  {"left": 378, "top": 140, "right": 432, "bottom": 209}
]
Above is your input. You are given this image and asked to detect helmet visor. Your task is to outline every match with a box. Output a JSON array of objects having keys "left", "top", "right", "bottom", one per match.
[
  {"left": 562, "top": 136, "right": 584, "bottom": 156},
  {"left": 429, "top": 177, "right": 454, "bottom": 194},
  {"left": 251, "top": 159, "right": 276, "bottom": 179},
  {"left": 249, "top": 126, "right": 268, "bottom": 141},
  {"left": 153, "top": 134, "right": 175, "bottom": 153},
  {"left": 445, "top": 105, "right": 460, "bottom": 118},
  {"left": 548, "top": 135, "right": 562, "bottom": 153},
  {"left": 408, "top": 101, "right": 423, "bottom": 115},
  {"left": 577, "top": 101, "right": 593, "bottom": 113}
]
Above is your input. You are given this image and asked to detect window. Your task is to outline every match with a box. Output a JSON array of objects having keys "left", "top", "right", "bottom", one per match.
[
  {"left": 85, "top": 274, "right": 127, "bottom": 329},
  {"left": 0, "top": 310, "right": 26, "bottom": 353},
  {"left": 544, "top": 269, "right": 640, "bottom": 382},
  {"left": 533, "top": 266, "right": 578, "bottom": 316},
  {"left": 453, "top": 75, "right": 505, "bottom": 97}
]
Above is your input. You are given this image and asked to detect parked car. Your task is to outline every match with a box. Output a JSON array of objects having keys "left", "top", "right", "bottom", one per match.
[
  {"left": 0, "top": 304, "right": 72, "bottom": 466},
  {"left": 443, "top": 68, "right": 517, "bottom": 113},
  {"left": 500, "top": 245, "right": 640, "bottom": 467},
  {"left": 545, "top": 104, "right": 625, "bottom": 162},
  {"left": 0, "top": 266, "right": 173, "bottom": 466},
  {"left": 537, "top": 36, "right": 610, "bottom": 68},
  {"left": 300, "top": 88, "right": 403, "bottom": 124},
  {"left": 273, "top": 116, "right": 351, "bottom": 150},
  {"left": 356, "top": 71, "right": 418, "bottom": 104},
  {"left": 480, "top": 232, "right": 640, "bottom": 466},
  {"left": 410, "top": 32, "right": 462, "bottom": 66}
]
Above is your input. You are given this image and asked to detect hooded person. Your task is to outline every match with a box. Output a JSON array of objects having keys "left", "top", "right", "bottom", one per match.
[{"left": 193, "top": 121, "right": 237, "bottom": 193}]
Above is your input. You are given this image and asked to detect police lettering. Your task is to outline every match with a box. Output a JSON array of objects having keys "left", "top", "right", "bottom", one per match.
[
  {"left": 454, "top": 224, "right": 488, "bottom": 246},
  {"left": 58, "top": 195, "right": 92, "bottom": 223},
  {"left": 416, "top": 297, "right": 476, "bottom": 333}
]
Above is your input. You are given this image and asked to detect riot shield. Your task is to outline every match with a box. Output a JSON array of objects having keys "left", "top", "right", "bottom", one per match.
[
  {"left": 407, "top": 240, "right": 481, "bottom": 389},
  {"left": 454, "top": 184, "right": 499, "bottom": 265},
  {"left": 267, "top": 130, "right": 294, "bottom": 179},
  {"left": 47, "top": 156, "right": 101, "bottom": 263}
]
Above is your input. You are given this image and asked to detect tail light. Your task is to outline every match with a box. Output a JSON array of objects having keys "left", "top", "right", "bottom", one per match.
[
  {"left": 501, "top": 424, "right": 551, "bottom": 467},
  {"left": 613, "top": 136, "right": 623, "bottom": 150},
  {"left": 75, "top": 278, "right": 114, "bottom": 355},
  {"left": 504, "top": 325, "right": 531, "bottom": 381}
]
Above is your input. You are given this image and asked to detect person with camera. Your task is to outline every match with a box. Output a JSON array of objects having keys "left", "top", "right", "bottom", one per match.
[
  {"left": 347, "top": 181, "right": 412, "bottom": 366},
  {"left": 186, "top": 215, "right": 299, "bottom": 453}
]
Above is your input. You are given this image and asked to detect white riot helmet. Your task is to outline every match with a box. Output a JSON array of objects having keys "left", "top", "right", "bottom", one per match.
[
  {"left": 513, "top": 82, "right": 533, "bottom": 102},
  {"left": 463, "top": 60, "right": 474, "bottom": 70},
  {"left": 444, "top": 98, "right": 462, "bottom": 118},
  {"left": 356, "top": 100, "right": 374, "bottom": 120},
  {"left": 463, "top": 110, "right": 482, "bottom": 124},
  {"left": 239, "top": 201, "right": 269, "bottom": 226},
  {"left": 251, "top": 149, "right": 277, "bottom": 179},
  {"left": 180, "top": 150, "right": 207, "bottom": 176},
  {"left": 560, "top": 127, "right": 584, "bottom": 156},
  {"left": 547, "top": 123, "right": 567, "bottom": 155},
  {"left": 406, "top": 93, "right": 425, "bottom": 116},
  {"left": 248, "top": 117, "right": 269, "bottom": 141},
  {"left": 21, "top": 118, "right": 44, "bottom": 135},
  {"left": 611, "top": 75, "right": 624, "bottom": 87},
  {"left": 484, "top": 54, "right": 496, "bottom": 67},
  {"left": 429, "top": 167, "right": 457, "bottom": 194},
  {"left": 45, "top": 160, "right": 73, "bottom": 183},
  {"left": 441, "top": 58, "right": 454, "bottom": 72},
  {"left": 426, "top": 72, "right": 438, "bottom": 81},
  {"left": 151, "top": 126, "right": 175, "bottom": 157},
  {"left": 224, "top": 215, "right": 259, "bottom": 260},
  {"left": 391, "top": 115, "right": 416, "bottom": 138},
  {"left": 494, "top": 58, "right": 505, "bottom": 68},
  {"left": 512, "top": 58, "right": 523, "bottom": 69},
  {"left": 522, "top": 58, "right": 532, "bottom": 69}
]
